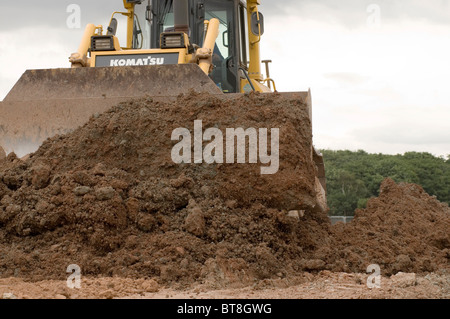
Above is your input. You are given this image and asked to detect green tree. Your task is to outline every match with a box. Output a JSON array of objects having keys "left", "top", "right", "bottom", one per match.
[{"left": 321, "top": 150, "right": 450, "bottom": 216}]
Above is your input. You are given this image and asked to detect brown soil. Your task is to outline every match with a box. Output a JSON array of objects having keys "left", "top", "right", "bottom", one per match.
[
  {"left": 0, "top": 147, "right": 5, "bottom": 161},
  {"left": 0, "top": 92, "right": 449, "bottom": 293},
  {"left": 328, "top": 179, "right": 450, "bottom": 275},
  {"left": 0, "top": 92, "right": 323, "bottom": 288},
  {"left": 1, "top": 271, "right": 448, "bottom": 299}
]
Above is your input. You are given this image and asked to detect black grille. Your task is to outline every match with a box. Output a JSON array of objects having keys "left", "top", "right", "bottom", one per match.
[{"left": 91, "top": 36, "right": 115, "bottom": 52}]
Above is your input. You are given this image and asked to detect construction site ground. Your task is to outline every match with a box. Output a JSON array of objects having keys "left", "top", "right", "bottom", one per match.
[
  {"left": 1, "top": 93, "right": 449, "bottom": 299},
  {"left": 0, "top": 271, "right": 448, "bottom": 299}
]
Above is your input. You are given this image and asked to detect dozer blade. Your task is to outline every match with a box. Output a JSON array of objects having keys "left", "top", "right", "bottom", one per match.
[
  {"left": 0, "top": 65, "right": 327, "bottom": 212},
  {"left": 222, "top": 91, "right": 327, "bottom": 213},
  {"left": 0, "top": 64, "right": 222, "bottom": 157}
]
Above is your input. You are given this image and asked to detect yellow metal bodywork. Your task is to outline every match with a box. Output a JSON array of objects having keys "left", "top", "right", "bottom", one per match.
[
  {"left": 72, "top": 1, "right": 221, "bottom": 73},
  {"left": 123, "top": 0, "right": 135, "bottom": 49},
  {"left": 240, "top": 79, "right": 271, "bottom": 93},
  {"left": 105, "top": 1, "right": 140, "bottom": 50},
  {"left": 91, "top": 48, "right": 190, "bottom": 66},
  {"left": 246, "top": 0, "right": 263, "bottom": 83},
  {"left": 239, "top": 0, "right": 276, "bottom": 93},
  {"left": 71, "top": 0, "right": 276, "bottom": 94},
  {"left": 198, "top": 19, "right": 220, "bottom": 74},
  {"left": 69, "top": 23, "right": 96, "bottom": 67},
  {"left": 79, "top": 14, "right": 220, "bottom": 73}
]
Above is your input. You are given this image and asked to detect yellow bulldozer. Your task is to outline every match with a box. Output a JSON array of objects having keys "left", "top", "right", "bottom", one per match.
[{"left": 0, "top": 0, "right": 327, "bottom": 212}]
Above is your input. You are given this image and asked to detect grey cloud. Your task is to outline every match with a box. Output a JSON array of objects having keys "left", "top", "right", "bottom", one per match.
[
  {"left": 260, "top": 0, "right": 450, "bottom": 28},
  {"left": 0, "top": 1, "right": 119, "bottom": 30},
  {"left": 353, "top": 122, "right": 450, "bottom": 146},
  {"left": 323, "top": 73, "right": 370, "bottom": 85},
  {"left": 2, "top": 1, "right": 450, "bottom": 31}
]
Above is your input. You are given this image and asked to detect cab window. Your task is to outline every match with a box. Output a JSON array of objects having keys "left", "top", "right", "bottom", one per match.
[
  {"left": 134, "top": 1, "right": 151, "bottom": 49},
  {"left": 203, "top": 0, "right": 235, "bottom": 92}
]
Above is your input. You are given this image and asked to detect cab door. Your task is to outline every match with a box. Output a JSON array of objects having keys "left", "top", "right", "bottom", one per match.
[
  {"left": 149, "top": 0, "right": 241, "bottom": 93},
  {"left": 200, "top": 0, "right": 240, "bottom": 93}
]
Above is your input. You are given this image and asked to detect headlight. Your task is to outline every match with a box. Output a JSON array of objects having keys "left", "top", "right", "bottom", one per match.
[
  {"left": 91, "top": 36, "right": 115, "bottom": 52},
  {"left": 160, "top": 33, "right": 185, "bottom": 49}
]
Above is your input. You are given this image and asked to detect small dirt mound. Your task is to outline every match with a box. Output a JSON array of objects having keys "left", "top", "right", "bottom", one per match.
[{"left": 328, "top": 178, "right": 450, "bottom": 275}]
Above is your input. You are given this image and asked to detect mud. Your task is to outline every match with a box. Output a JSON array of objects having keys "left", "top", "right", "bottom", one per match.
[
  {"left": 0, "top": 92, "right": 323, "bottom": 287},
  {"left": 328, "top": 178, "right": 450, "bottom": 275},
  {"left": 0, "top": 92, "right": 449, "bottom": 290}
]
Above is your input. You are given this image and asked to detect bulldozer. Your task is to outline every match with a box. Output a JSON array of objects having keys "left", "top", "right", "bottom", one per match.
[{"left": 0, "top": 0, "right": 327, "bottom": 212}]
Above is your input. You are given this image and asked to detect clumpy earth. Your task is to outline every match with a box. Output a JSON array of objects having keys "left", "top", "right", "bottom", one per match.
[
  {"left": 0, "top": 92, "right": 448, "bottom": 292},
  {"left": 329, "top": 178, "right": 449, "bottom": 275}
]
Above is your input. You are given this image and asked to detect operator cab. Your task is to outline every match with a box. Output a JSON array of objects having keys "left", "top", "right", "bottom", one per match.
[{"left": 131, "top": 0, "right": 249, "bottom": 93}]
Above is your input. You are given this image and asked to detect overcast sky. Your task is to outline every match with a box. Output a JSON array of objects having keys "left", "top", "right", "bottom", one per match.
[{"left": 1, "top": 0, "right": 449, "bottom": 157}]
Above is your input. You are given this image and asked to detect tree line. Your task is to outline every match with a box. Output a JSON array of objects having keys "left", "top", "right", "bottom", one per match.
[{"left": 320, "top": 150, "right": 450, "bottom": 216}]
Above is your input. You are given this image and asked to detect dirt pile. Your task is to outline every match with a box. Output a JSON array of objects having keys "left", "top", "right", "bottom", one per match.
[
  {"left": 0, "top": 92, "right": 328, "bottom": 287},
  {"left": 328, "top": 178, "right": 450, "bottom": 275},
  {"left": 0, "top": 92, "right": 448, "bottom": 288},
  {"left": 0, "top": 147, "right": 6, "bottom": 161}
]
